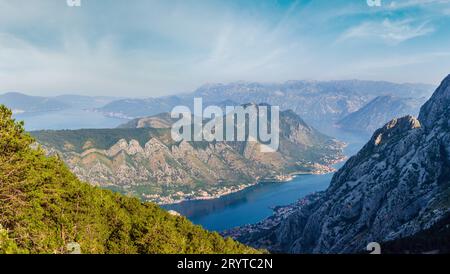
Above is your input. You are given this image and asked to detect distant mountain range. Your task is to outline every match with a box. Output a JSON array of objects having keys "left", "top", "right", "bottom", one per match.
[
  {"left": 95, "top": 80, "right": 435, "bottom": 129},
  {"left": 337, "top": 95, "right": 428, "bottom": 135},
  {"left": 95, "top": 96, "right": 188, "bottom": 119},
  {"left": 0, "top": 92, "right": 119, "bottom": 114},
  {"left": 1, "top": 80, "right": 435, "bottom": 132},
  {"left": 0, "top": 92, "right": 70, "bottom": 114},
  {"left": 225, "top": 74, "right": 450, "bottom": 254},
  {"left": 53, "top": 94, "right": 122, "bottom": 109},
  {"left": 31, "top": 106, "right": 345, "bottom": 204}
]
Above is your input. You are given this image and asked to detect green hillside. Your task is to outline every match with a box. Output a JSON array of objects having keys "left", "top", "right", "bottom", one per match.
[{"left": 0, "top": 105, "right": 260, "bottom": 254}]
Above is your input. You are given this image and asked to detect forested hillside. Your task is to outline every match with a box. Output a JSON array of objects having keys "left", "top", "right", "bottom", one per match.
[{"left": 0, "top": 105, "right": 260, "bottom": 254}]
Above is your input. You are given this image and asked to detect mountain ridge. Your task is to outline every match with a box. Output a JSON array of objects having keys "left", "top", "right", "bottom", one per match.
[
  {"left": 31, "top": 108, "right": 345, "bottom": 204},
  {"left": 0, "top": 92, "right": 69, "bottom": 114},
  {"left": 95, "top": 80, "right": 435, "bottom": 129},
  {"left": 337, "top": 95, "right": 428, "bottom": 135}
]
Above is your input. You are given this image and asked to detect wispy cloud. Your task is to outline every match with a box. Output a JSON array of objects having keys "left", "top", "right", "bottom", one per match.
[
  {"left": 332, "top": 50, "right": 450, "bottom": 84},
  {"left": 337, "top": 18, "right": 434, "bottom": 45},
  {"left": 0, "top": 0, "right": 309, "bottom": 96}
]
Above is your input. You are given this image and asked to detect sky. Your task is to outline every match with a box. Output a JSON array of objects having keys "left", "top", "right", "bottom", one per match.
[{"left": 0, "top": 0, "right": 450, "bottom": 97}]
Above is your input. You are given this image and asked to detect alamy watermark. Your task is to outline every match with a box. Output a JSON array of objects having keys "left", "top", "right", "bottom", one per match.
[
  {"left": 367, "top": 242, "right": 381, "bottom": 254},
  {"left": 67, "top": 0, "right": 81, "bottom": 7},
  {"left": 367, "top": 0, "right": 382, "bottom": 7},
  {"left": 170, "top": 98, "right": 280, "bottom": 152}
]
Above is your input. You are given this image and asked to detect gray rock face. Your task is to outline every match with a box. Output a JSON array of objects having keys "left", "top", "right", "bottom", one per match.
[
  {"left": 236, "top": 75, "right": 450, "bottom": 253},
  {"left": 419, "top": 75, "right": 450, "bottom": 130}
]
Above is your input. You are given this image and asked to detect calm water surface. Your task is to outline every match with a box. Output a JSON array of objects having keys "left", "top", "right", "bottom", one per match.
[{"left": 16, "top": 108, "right": 127, "bottom": 131}]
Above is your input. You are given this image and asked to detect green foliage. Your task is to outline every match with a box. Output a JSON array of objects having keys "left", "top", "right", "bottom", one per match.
[
  {"left": 0, "top": 225, "right": 26, "bottom": 254},
  {"left": 0, "top": 105, "right": 261, "bottom": 254}
]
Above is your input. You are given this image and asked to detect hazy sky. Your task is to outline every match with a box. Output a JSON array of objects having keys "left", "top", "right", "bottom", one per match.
[{"left": 1, "top": 0, "right": 450, "bottom": 97}]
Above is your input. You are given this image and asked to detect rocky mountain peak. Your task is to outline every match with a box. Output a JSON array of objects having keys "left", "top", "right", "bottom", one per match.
[
  {"left": 419, "top": 74, "right": 450, "bottom": 129},
  {"left": 107, "top": 138, "right": 144, "bottom": 156},
  {"left": 372, "top": 115, "right": 421, "bottom": 146}
]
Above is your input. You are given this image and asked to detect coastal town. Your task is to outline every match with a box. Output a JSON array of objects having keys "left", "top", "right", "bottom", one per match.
[
  {"left": 141, "top": 162, "right": 339, "bottom": 205},
  {"left": 221, "top": 193, "right": 323, "bottom": 242},
  {"left": 142, "top": 183, "right": 258, "bottom": 205}
]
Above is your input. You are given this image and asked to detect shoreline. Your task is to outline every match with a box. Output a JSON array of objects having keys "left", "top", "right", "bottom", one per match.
[
  {"left": 158, "top": 161, "right": 343, "bottom": 206},
  {"left": 157, "top": 145, "right": 349, "bottom": 206}
]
